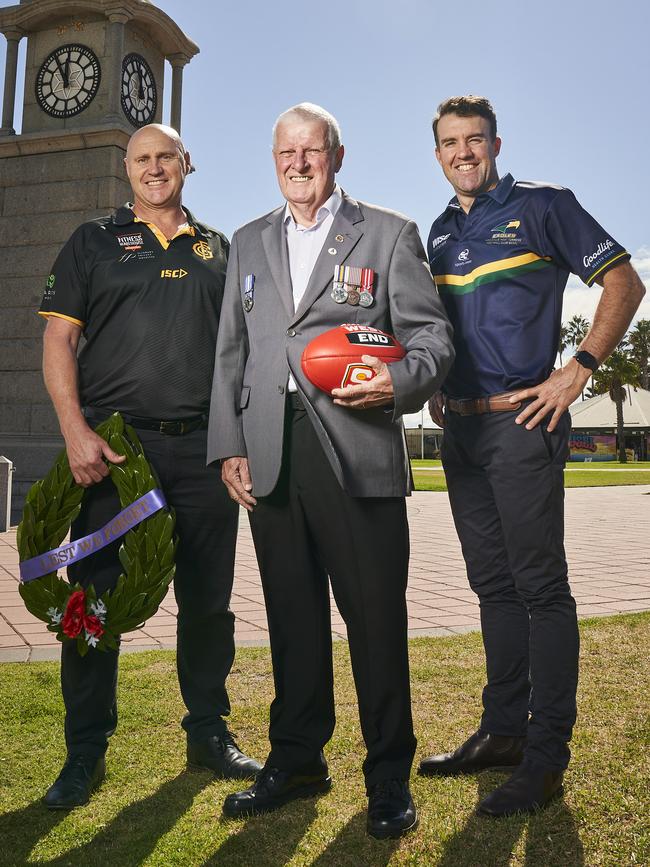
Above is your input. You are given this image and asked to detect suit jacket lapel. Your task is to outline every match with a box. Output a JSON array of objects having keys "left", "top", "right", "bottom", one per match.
[
  {"left": 291, "top": 194, "right": 365, "bottom": 325},
  {"left": 261, "top": 207, "right": 294, "bottom": 318}
]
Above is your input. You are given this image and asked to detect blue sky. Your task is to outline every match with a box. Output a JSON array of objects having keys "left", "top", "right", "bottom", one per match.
[{"left": 2, "top": 0, "right": 649, "bottom": 422}]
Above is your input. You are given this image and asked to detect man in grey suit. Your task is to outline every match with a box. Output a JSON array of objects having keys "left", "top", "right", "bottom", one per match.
[{"left": 207, "top": 102, "right": 454, "bottom": 839}]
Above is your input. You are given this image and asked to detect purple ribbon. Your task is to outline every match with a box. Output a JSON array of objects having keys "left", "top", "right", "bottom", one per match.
[{"left": 19, "top": 488, "right": 167, "bottom": 583}]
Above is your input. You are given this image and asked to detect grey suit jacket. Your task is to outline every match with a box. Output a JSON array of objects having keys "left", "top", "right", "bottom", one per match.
[{"left": 207, "top": 192, "right": 454, "bottom": 497}]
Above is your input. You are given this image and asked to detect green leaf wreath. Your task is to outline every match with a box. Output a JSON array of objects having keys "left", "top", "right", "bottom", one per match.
[{"left": 17, "top": 413, "right": 176, "bottom": 656}]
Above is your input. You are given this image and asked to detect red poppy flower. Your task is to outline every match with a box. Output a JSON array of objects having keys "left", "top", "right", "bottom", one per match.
[
  {"left": 83, "top": 614, "right": 105, "bottom": 638},
  {"left": 61, "top": 590, "right": 86, "bottom": 638}
]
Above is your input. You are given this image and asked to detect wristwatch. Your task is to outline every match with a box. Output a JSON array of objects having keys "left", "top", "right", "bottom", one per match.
[{"left": 573, "top": 350, "right": 600, "bottom": 372}]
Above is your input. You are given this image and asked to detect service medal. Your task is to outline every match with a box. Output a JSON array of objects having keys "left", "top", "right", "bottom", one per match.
[
  {"left": 358, "top": 291, "right": 373, "bottom": 308},
  {"left": 243, "top": 274, "right": 255, "bottom": 312},
  {"left": 331, "top": 285, "right": 348, "bottom": 303},
  {"left": 347, "top": 289, "right": 360, "bottom": 306}
]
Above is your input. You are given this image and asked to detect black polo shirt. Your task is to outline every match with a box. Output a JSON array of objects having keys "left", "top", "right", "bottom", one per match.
[{"left": 40, "top": 204, "right": 229, "bottom": 419}]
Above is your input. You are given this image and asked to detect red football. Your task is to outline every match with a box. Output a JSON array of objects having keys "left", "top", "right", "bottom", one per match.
[{"left": 301, "top": 324, "right": 406, "bottom": 394}]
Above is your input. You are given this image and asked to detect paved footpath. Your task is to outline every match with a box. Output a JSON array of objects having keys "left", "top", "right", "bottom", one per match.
[{"left": 1, "top": 486, "right": 649, "bottom": 662}]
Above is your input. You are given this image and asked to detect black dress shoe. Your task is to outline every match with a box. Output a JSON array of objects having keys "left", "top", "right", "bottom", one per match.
[
  {"left": 222, "top": 765, "right": 332, "bottom": 818},
  {"left": 418, "top": 731, "right": 525, "bottom": 776},
  {"left": 477, "top": 761, "right": 564, "bottom": 817},
  {"left": 43, "top": 754, "right": 105, "bottom": 810},
  {"left": 367, "top": 780, "right": 418, "bottom": 840},
  {"left": 187, "top": 732, "right": 262, "bottom": 780}
]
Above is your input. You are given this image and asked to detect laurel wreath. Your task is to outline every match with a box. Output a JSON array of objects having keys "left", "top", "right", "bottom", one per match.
[{"left": 17, "top": 413, "right": 176, "bottom": 656}]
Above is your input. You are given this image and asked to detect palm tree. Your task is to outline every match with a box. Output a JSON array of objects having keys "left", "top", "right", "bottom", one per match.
[
  {"left": 566, "top": 314, "right": 590, "bottom": 350},
  {"left": 565, "top": 315, "right": 591, "bottom": 399},
  {"left": 557, "top": 324, "right": 569, "bottom": 365},
  {"left": 591, "top": 345, "right": 641, "bottom": 463},
  {"left": 628, "top": 319, "right": 650, "bottom": 390}
]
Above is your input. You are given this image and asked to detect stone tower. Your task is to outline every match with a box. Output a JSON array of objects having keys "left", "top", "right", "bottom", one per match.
[{"left": 0, "top": 0, "right": 198, "bottom": 520}]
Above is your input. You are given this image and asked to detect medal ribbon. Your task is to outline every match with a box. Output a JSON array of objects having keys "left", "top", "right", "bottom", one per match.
[
  {"left": 19, "top": 488, "right": 168, "bottom": 583},
  {"left": 361, "top": 268, "right": 375, "bottom": 297}
]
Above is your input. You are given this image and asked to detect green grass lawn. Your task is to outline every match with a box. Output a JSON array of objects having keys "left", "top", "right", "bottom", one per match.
[
  {"left": 1, "top": 614, "right": 648, "bottom": 866},
  {"left": 412, "top": 465, "right": 650, "bottom": 492}
]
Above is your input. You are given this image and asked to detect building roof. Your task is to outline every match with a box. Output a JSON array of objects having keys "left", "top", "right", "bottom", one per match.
[{"left": 570, "top": 387, "right": 650, "bottom": 429}]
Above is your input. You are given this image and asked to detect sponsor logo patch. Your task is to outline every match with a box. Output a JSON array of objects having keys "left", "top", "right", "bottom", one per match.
[
  {"left": 116, "top": 233, "right": 144, "bottom": 251},
  {"left": 429, "top": 233, "right": 450, "bottom": 253},
  {"left": 46, "top": 274, "right": 56, "bottom": 288},
  {"left": 583, "top": 239, "right": 614, "bottom": 269},
  {"left": 160, "top": 268, "right": 188, "bottom": 279}
]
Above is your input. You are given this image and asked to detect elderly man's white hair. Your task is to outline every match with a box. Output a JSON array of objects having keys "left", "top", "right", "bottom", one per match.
[{"left": 272, "top": 103, "right": 342, "bottom": 152}]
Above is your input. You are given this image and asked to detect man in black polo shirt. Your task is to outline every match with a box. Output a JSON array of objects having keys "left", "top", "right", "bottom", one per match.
[
  {"left": 417, "top": 96, "right": 645, "bottom": 815},
  {"left": 39, "top": 124, "right": 261, "bottom": 809}
]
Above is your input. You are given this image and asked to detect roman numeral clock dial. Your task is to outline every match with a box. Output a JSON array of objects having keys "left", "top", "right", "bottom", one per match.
[
  {"left": 35, "top": 44, "right": 101, "bottom": 117},
  {"left": 121, "top": 53, "right": 157, "bottom": 127}
]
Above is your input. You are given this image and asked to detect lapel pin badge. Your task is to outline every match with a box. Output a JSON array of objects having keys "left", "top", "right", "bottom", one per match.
[{"left": 243, "top": 274, "right": 255, "bottom": 312}]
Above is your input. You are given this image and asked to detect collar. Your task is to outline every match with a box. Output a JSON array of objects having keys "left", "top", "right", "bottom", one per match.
[
  {"left": 112, "top": 203, "right": 210, "bottom": 237},
  {"left": 283, "top": 184, "right": 342, "bottom": 230},
  {"left": 444, "top": 173, "right": 517, "bottom": 214}
]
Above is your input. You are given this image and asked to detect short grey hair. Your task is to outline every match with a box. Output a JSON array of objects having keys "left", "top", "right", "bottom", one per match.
[{"left": 272, "top": 102, "right": 342, "bottom": 152}]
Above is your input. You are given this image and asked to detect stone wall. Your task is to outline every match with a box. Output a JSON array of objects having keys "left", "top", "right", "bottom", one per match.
[{"left": 0, "top": 129, "right": 130, "bottom": 520}]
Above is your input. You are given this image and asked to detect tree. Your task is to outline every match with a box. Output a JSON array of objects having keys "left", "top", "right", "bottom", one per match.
[
  {"left": 557, "top": 324, "right": 569, "bottom": 365},
  {"left": 591, "top": 344, "right": 641, "bottom": 463},
  {"left": 566, "top": 314, "right": 590, "bottom": 350},
  {"left": 628, "top": 319, "right": 650, "bottom": 390}
]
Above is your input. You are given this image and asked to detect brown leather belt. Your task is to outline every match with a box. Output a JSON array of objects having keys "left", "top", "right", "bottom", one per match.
[{"left": 447, "top": 390, "right": 522, "bottom": 416}]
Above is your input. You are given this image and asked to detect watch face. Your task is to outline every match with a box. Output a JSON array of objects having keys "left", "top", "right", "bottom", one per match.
[
  {"left": 35, "top": 44, "right": 101, "bottom": 118},
  {"left": 121, "top": 53, "right": 157, "bottom": 127}
]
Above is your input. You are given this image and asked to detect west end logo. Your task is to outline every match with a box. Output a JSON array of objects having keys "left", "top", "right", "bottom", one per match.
[{"left": 193, "top": 241, "right": 213, "bottom": 260}]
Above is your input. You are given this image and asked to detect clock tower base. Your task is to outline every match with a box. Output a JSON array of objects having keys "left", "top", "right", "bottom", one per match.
[{"left": 0, "top": 128, "right": 131, "bottom": 522}]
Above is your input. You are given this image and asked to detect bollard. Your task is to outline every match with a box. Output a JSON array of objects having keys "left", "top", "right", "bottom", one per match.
[{"left": 0, "top": 456, "right": 13, "bottom": 533}]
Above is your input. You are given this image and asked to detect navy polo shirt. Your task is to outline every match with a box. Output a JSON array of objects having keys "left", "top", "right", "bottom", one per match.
[
  {"left": 39, "top": 205, "right": 229, "bottom": 418},
  {"left": 428, "top": 174, "right": 630, "bottom": 399}
]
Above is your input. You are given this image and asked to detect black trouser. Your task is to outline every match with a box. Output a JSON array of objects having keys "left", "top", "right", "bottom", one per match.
[
  {"left": 62, "top": 426, "right": 238, "bottom": 757},
  {"left": 248, "top": 401, "right": 416, "bottom": 789},
  {"left": 442, "top": 409, "right": 578, "bottom": 770}
]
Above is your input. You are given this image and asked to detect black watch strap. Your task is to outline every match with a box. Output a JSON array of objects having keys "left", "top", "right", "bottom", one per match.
[{"left": 573, "top": 350, "right": 600, "bottom": 372}]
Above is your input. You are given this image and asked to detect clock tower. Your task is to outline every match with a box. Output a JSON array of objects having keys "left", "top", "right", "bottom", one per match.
[{"left": 0, "top": 0, "right": 199, "bottom": 520}]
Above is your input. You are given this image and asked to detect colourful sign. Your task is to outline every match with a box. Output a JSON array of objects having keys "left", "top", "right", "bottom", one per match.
[{"left": 569, "top": 433, "right": 617, "bottom": 462}]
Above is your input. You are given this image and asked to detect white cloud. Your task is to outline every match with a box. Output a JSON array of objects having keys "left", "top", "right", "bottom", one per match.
[{"left": 561, "top": 246, "right": 650, "bottom": 325}]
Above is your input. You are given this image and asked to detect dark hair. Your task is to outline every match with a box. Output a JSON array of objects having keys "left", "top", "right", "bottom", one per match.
[{"left": 432, "top": 95, "right": 497, "bottom": 146}]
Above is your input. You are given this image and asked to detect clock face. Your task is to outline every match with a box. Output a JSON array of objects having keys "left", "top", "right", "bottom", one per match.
[
  {"left": 35, "top": 44, "right": 101, "bottom": 118},
  {"left": 121, "top": 53, "right": 157, "bottom": 127}
]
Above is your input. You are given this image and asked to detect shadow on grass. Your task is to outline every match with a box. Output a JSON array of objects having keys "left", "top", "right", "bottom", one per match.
[
  {"left": 203, "top": 797, "right": 320, "bottom": 867},
  {"left": 0, "top": 799, "right": 68, "bottom": 867},
  {"left": 437, "top": 773, "right": 584, "bottom": 867},
  {"left": 310, "top": 811, "right": 399, "bottom": 866},
  {"left": 9, "top": 772, "right": 209, "bottom": 867}
]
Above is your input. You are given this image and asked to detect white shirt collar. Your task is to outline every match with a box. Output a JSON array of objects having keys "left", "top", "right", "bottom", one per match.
[{"left": 283, "top": 185, "right": 342, "bottom": 230}]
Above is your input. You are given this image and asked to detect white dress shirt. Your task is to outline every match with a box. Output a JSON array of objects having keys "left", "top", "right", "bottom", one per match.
[{"left": 284, "top": 185, "right": 342, "bottom": 392}]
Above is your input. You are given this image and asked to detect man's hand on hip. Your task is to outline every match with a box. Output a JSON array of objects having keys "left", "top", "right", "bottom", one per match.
[
  {"left": 510, "top": 359, "right": 592, "bottom": 432},
  {"left": 221, "top": 457, "right": 257, "bottom": 511},
  {"left": 65, "top": 424, "right": 125, "bottom": 487},
  {"left": 428, "top": 391, "right": 446, "bottom": 427},
  {"left": 331, "top": 355, "right": 395, "bottom": 410}
]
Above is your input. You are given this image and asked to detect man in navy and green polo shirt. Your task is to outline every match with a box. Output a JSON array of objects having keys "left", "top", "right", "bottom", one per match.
[
  {"left": 418, "top": 96, "right": 645, "bottom": 816},
  {"left": 39, "top": 124, "right": 261, "bottom": 809}
]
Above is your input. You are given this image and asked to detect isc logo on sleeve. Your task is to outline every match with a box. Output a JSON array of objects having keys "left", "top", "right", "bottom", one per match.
[{"left": 160, "top": 268, "right": 188, "bottom": 279}]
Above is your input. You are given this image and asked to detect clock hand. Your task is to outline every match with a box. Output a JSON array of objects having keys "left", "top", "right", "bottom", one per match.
[
  {"left": 64, "top": 51, "right": 70, "bottom": 88},
  {"left": 137, "top": 66, "right": 144, "bottom": 101},
  {"left": 54, "top": 54, "right": 66, "bottom": 84}
]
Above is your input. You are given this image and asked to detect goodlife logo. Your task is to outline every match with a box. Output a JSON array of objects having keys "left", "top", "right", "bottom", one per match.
[{"left": 583, "top": 239, "right": 614, "bottom": 268}]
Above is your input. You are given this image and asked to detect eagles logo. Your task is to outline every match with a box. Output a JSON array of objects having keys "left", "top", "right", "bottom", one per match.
[{"left": 193, "top": 241, "right": 213, "bottom": 260}]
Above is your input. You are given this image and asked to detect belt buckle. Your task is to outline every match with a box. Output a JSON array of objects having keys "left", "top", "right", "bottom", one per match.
[
  {"left": 457, "top": 400, "right": 474, "bottom": 417},
  {"left": 159, "top": 420, "right": 183, "bottom": 435}
]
